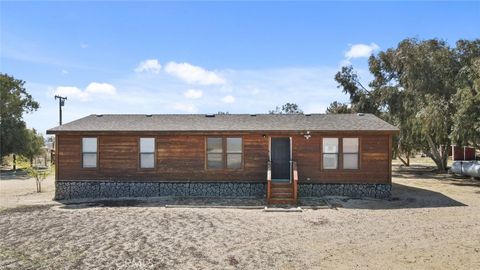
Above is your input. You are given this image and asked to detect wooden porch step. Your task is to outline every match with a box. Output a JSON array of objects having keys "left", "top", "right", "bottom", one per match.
[
  {"left": 271, "top": 187, "right": 292, "bottom": 191},
  {"left": 271, "top": 183, "right": 293, "bottom": 188},
  {"left": 271, "top": 193, "right": 293, "bottom": 198},
  {"left": 271, "top": 187, "right": 293, "bottom": 192},
  {"left": 269, "top": 183, "right": 295, "bottom": 204}
]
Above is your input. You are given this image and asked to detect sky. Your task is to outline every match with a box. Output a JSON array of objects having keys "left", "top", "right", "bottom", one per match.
[{"left": 1, "top": 1, "right": 479, "bottom": 135}]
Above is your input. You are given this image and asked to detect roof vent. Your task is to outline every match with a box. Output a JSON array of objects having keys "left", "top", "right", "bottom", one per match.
[
  {"left": 250, "top": 114, "right": 257, "bottom": 117},
  {"left": 205, "top": 114, "right": 215, "bottom": 118},
  {"left": 96, "top": 114, "right": 103, "bottom": 117},
  {"left": 145, "top": 114, "right": 152, "bottom": 117},
  {"left": 357, "top": 113, "right": 365, "bottom": 116}
]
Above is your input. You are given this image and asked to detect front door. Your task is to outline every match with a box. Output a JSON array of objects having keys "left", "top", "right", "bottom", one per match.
[{"left": 270, "top": 137, "right": 291, "bottom": 181}]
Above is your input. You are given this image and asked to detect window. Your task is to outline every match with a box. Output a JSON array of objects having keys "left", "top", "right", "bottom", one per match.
[
  {"left": 343, "top": 138, "right": 359, "bottom": 169},
  {"left": 226, "top": 138, "right": 242, "bottom": 169},
  {"left": 140, "top": 138, "right": 155, "bottom": 168},
  {"left": 207, "top": 137, "right": 243, "bottom": 169},
  {"left": 82, "top": 138, "right": 97, "bottom": 168},
  {"left": 323, "top": 138, "right": 338, "bottom": 169},
  {"left": 207, "top": 138, "right": 223, "bottom": 169}
]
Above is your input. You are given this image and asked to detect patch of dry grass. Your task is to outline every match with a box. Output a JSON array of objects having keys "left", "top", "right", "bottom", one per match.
[{"left": 392, "top": 155, "right": 455, "bottom": 167}]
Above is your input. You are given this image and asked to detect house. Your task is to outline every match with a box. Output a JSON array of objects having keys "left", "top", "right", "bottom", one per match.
[{"left": 47, "top": 113, "right": 398, "bottom": 203}]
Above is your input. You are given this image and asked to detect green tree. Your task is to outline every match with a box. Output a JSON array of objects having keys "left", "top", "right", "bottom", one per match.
[
  {"left": 325, "top": 101, "right": 352, "bottom": 114},
  {"left": 334, "top": 66, "right": 380, "bottom": 115},
  {"left": 20, "top": 129, "right": 45, "bottom": 166},
  {"left": 332, "top": 38, "right": 480, "bottom": 171},
  {"left": 451, "top": 41, "right": 480, "bottom": 148},
  {"left": 18, "top": 158, "right": 52, "bottom": 193},
  {"left": 0, "top": 74, "right": 40, "bottom": 163},
  {"left": 451, "top": 86, "right": 480, "bottom": 148},
  {"left": 269, "top": 103, "right": 303, "bottom": 114}
]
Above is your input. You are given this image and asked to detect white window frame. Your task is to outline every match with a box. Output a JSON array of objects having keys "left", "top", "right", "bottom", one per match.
[
  {"left": 342, "top": 138, "right": 359, "bottom": 170},
  {"left": 206, "top": 137, "right": 224, "bottom": 169},
  {"left": 139, "top": 137, "right": 155, "bottom": 169},
  {"left": 226, "top": 137, "right": 243, "bottom": 169},
  {"left": 322, "top": 138, "right": 339, "bottom": 170},
  {"left": 82, "top": 137, "right": 97, "bottom": 168}
]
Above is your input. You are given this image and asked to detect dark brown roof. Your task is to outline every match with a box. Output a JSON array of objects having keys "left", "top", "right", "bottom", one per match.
[{"left": 46, "top": 113, "right": 399, "bottom": 134}]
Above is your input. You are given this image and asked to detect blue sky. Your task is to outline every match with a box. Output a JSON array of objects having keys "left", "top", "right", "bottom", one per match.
[{"left": 1, "top": 1, "right": 479, "bottom": 135}]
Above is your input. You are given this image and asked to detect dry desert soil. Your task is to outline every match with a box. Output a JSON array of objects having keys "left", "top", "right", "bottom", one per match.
[{"left": 0, "top": 164, "right": 479, "bottom": 269}]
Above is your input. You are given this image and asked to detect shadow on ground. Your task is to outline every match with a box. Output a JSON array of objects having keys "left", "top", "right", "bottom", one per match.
[
  {"left": 55, "top": 197, "right": 327, "bottom": 210},
  {"left": 334, "top": 182, "right": 468, "bottom": 210},
  {"left": 0, "top": 170, "right": 30, "bottom": 180},
  {"left": 392, "top": 164, "right": 479, "bottom": 182},
  {"left": 54, "top": 180, "right": 471, "bottom": 211},
  {"left": 56, "top": 197, "right": 268, "bottom": 210}
]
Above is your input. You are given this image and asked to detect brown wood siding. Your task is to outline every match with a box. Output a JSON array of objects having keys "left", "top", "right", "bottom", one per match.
[
  {"left": 56, "top": 132, "right": 391, "bottom": 184},
  {"left": 291, "top": 134, "right": 390, "bottom": 184}
]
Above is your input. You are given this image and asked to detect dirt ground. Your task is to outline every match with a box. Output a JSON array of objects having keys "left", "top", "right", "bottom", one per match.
[
  {"left": 0, "top": 172, "right": 56, "bottom": 210},
  {"left": 0, "top": 165, "right": 479, "bottom": 269}
]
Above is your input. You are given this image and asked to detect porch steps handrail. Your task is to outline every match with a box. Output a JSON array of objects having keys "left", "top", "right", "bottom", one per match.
[
  {"left": 292, "top": 161, "right": 298, "bottom": 201},
  {"left": 267, "top": 161, "right": 272, "bottom": 200}
]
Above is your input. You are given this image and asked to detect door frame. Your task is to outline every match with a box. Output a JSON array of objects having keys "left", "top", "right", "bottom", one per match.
[{"left": 268, "top": 136, "right": 292, "bottom": 182}]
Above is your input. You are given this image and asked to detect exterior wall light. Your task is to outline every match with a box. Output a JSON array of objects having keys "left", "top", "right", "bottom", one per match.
[{"left": 304, "top": 131, "right": 311, "bottom": 140}]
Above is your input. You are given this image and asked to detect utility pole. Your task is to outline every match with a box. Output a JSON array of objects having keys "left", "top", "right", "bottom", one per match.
[{"left": 55, "top": 95, "right": 67, "bottom": 125}]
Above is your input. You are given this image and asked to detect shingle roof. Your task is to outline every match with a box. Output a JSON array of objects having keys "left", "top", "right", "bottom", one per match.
[{"left": 46, "top": 113, "right": 399, "bottom": 134}]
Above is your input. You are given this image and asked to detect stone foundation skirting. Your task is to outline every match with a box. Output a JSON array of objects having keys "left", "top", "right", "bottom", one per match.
[
  {"left": 55, "top": 181, "right": 266, "bottom": 200},
  {"left": 55, "top": 181, "right": 391, "bottom": 200},
  {"left": 298, "top": 183, "right": 391, "bottom": 199}
]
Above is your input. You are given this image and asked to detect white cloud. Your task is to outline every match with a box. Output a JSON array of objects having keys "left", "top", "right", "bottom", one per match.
[
  {"left": 134, "top": 59, "right": 162, "bottom": 74},
  {"left": 164, "top": 61, "right": 226, "bottom": 85},
  {"left": 345, "top": 43, "right": 380, "bottom": 59},
  {"left": 61, "top": 69, "right": 69, "bottom": 75},
  {"left": 184, "top": 89, "right": 203, "bottom": 99},
  {"left": 54, "top": 82, "right": 116, "bottom": 101},
  {"left": 85, "top": 82, "right": 117, "bottom": 95},
  {"left": 221, "top": 95, "right": 235, "bottom": 103},
  {"left": 172, "top": 103, "right": 198, "bottom": 113},
  {"left": 54, "top": 86, "right": 87, "bottom": 100},
  {"left": 80, "top": 43, "right": 89, "bottom": 49}
]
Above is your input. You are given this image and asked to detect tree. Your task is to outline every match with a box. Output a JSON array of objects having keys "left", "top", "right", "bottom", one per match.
[
  {"left": 451, "top": 86, "right": 480, "bottom": 148},
  {"left": 20, "top": 129, "right": 45, "bottom": 166},
  {"left": 451, "top": 41, "right": 480, "bottom": 148},
  {"left": 269, "top": 103, "right": 303, "bottom": 114},
  {"left": 19, "top": 158, "right": 52, "bottom": 193},
  {"left": 333, "top": 55, "right": 423, "bottom": 167},
  {"left": 334, "top": 66, "right": 380, "bottom": 114},
  {"left": 332, "top": 38, "right": 480, "bottom": 171},
  {"left": 325, "top": 101, "right": 352, "bottom": 114},
  {"left": 0, "top": 74, "right": 40, "bottom": 163}
]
